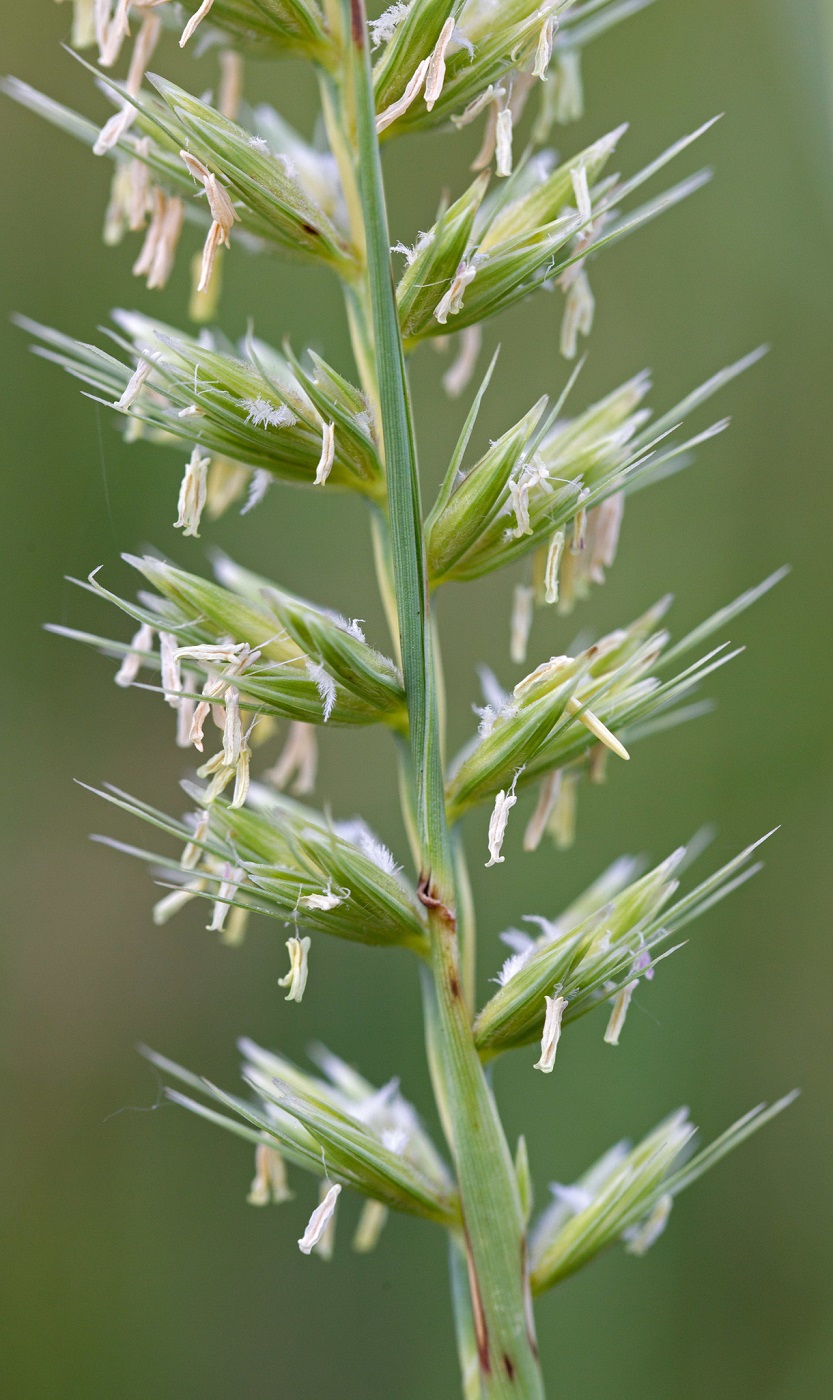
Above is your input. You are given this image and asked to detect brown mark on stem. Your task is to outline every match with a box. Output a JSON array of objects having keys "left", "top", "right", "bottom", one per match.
[
  {"left": 503, "top": 1354, "right": 516, "bottom": 1381},
  {"left": 464, "top": 1228, "right": 491, "bottom": 1375},
  {"left": 350, "top": 0, "right": 365, "bottom": 48},
  {"left": 417, "top": 871, "right": 457, "bottom": 931}
]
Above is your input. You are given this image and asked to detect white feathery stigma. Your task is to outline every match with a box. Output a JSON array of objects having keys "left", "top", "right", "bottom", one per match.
[
  {"left": 307, "top": 660, "right": 337, "bottom": 722},
  {"left": 240, "top": 468, "right": 271, "bottom": 515},
  {"left": 243, "top": 397, "right": 296, "bottom": 428},
  {"left": 369, "top": 3, "right": 411, "bottom": 49}
]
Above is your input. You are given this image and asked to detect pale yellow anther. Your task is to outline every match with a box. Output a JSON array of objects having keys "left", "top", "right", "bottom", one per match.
[
  {"left": 590, "top": 493, "right": 624, "bottom": 576},
  {"left": 208, "top": 866, "right": 244, "bottom": 934},
  {"left": 566, "top": 696, "right": 629, "bottom": 761},
  {"left": 176, "top": 673, "right": 197, "bottom": 749},
  {"left": 180, "top": 0, "right": 215, "bottom": 48},
  {"left": 114, "top": 620, "right": 154, "bottom": 686},
  {"left": 247, "top": 1143, "right": 292, "bottom": 1206},
  {"left": 544, "top": 529, "right": 565, "bottom": 604},
  {"left": 451, "top": 84, "right": 506, "bottom": 131},
  {"left": 152, "top": 877, "right": 207, "bottom": 926},
  {"left": 571, "top": 163, "right": 592, "bottom": 224},
  {"left": 93, "top": 11, "right": 161, "bottom": 154},
  {"left": 180, "top": 810, "right": 210, "bottom": 871},
  {"left": 533, "top": 14, "right": 556, "bottom": 81},
  {"left": 434, "top": 259, "right": 480, "bottom": 325},
  {"left": 560, "top": 267, "right": 595, "bottom": 359},
  {"left": 513, "top": 655, "right": 572, "bottom": 700},
  {"left": 625, "top": 1194, "right": 673, "bottom": 1255},
  {"left": 510, "top": 584, "right": 534, "bottom": 666},
  {"left": 442, "top": 324, "right": 482, "bottom": 399},
  {"left": 298, "top": 1182, "right": 341, "bottom": 1256},
  {"left": 231, "top": 742, "right": 251, "bottom": 809},
  {"left": 114, "top": 358, "right": 151, "bottom": 411},
  {"left": 486, "top": 775, "right": 521, "bottom": 867},
  {"left": 221, "top": 686, "right": 242, "bottom": 766},
  {"left": 424, "top": 17, "right": 455, "bottom": 112},
  {"left": 376, "top": 57, "right": 430, "bottom": 134},
  {"left": 68, "top": 0, "right": 97, "bottom": 49},
  {"left": 133, "top": 188, "right": 185, "bottom": 290},
  {"left": 495, "top": 107, "right": 513, "bottom": 177},
  {"left": 218, "top": 49, "right": 244, "bottom": 121},
  {"left": 128, "top": 139, "right": 152, "bottom": 231},
  {"left": 198, "top": 221, "right": 225, "bottom": 294},
  {"left": 315, "top": 422, "right": 335, "bottom": 485},
  {"left": 523, "top": 770, "right": 561, "bottom": 852},
  {"left": 159, "top": 631, "right": 183, "bottom": 708},
  {"left": 266, "top": 721, "right": 318, "bottom": 795},
  {"left": 180, "top": 152, "right": 238, "bottom": 237},
  {"left": 534, "top": 994, "right": 567, "bottom": 1073},
  {"left": 353, "top": 1199, "right": 389, "bottom": 1253},
  {"left": 175, "top": 446, "right": 209, "bottom": 538},
  {"left": 279, "top": 935, "right": 311, "bottom": 1002},
  {"left": 96, "top": 0, "right": 131, "bottom": 68},
  {"left": 301, "top": 885, "right": 345, "bottom": 912},
  {"left": 604, "top": 979, "right": 637, "bottom": 1045}
]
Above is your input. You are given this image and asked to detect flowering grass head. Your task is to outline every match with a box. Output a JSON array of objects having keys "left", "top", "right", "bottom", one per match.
[{"left": 6, "top": 2, "right": 794, "bottom": 1395}]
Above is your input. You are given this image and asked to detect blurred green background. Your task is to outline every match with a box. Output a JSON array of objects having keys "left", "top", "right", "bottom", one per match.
[{"left": 1, "top": 3, "right": 831, "bottom": 1397}]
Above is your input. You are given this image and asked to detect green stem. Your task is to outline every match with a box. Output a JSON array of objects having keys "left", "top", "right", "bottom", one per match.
[{"left": 344, "top": 6, "right": 545, "bottom": 1396}]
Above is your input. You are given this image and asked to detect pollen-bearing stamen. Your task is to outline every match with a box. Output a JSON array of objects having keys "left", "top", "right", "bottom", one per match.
[
  {"left": 298, "top": 1182, "right": 341, "bottom": 1256},
  {"left": 534, "top": 994, "right": 567, "bottom": 1073}
]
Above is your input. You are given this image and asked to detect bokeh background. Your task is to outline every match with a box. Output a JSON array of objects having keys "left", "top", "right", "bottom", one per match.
[{"left": 1, "top": 3, "right": 831, "bottom": 1397}]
